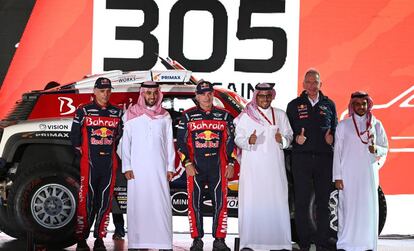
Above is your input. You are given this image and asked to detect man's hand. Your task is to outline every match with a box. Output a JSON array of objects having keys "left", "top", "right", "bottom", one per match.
[
  {"left": 225, "top": 164, "right": 234, "bottom": 179},
  {"left": 275, "top": 128, "right": 283, "bottom": 144},
  {"left": 167, "top": 171, "right": 174, "bottom": 181},
  {"left": 368, "top": 137, "right": 376, "bottom": 154},
  {"left": 124, "top": 170, "right": 135, "bottom": 180},
  {"left": 249, "top": 129, "right": 257, "bottom": 145},
  {"left": 335, "top": 179, "right": 344, "bottom": 190},
  {"left": 325, "top": 128, "right": 333, "bottom": 145},
  {"left": 185, "top": 163, "right": 198, "bottom": 177},
  {"left": 296, "top": 128, "right": 306, "bottom": 145},
  {"left": 368, "top": 143, "right": 376, "bottom": 154}
]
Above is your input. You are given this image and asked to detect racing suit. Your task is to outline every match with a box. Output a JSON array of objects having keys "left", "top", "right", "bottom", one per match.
[
  {"left": 177, "top": 106, "right": 236, "bottom": 239},
  {"left": 70, "top": 102, "right": 123, "bottom": 240}
]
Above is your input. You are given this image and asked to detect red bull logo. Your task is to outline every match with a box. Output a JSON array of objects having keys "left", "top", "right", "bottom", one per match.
[
  {"left": 91, "top": 127, "right": 113, "bottom": 138},
  {"left": 195, "top": 130, "right": 220, "bottom": 141},
  {"left": 91, "top": 127, "right": 114, "bottom": 145}
]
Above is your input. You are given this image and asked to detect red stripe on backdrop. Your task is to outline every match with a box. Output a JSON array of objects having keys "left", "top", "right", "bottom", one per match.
[
  {"left": 0, "top": 0, "right": 93, "bottom": 119},
  {"left": 298, "top": 0, "right": 414, "bottom": 194}
]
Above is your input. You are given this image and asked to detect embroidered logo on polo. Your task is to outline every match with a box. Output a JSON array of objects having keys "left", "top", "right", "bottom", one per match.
[{"left": 319, "top": 105, "right": 328, "bottom": 116}]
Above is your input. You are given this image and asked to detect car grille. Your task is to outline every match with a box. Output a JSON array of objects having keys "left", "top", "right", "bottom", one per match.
[{"left": 5, "top": 93, "right": 39, "bottom": 121}]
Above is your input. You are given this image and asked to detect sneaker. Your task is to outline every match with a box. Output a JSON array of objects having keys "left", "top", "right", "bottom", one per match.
[
  {"left": 190, "top": 238, "right": 204, "bottom": 251},
  {"left": 213, "top": 238, "right": 230, "bottom": 251},
  {"left": 76, "top": 239, "right": 90, "bottom": 251},
  {"left": 93, "top": 238, "right": 106, "bottom": 251}
]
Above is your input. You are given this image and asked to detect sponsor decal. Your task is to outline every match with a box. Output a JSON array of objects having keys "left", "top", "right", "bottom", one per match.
[
  {"left": 34, "top": 132, "right": 70, "bottom": 138},
  {"left": 195, "top": 130, "right": 220, "bottom": 148},
  {"left": 91, "top": 138, "right": 113, "bottom": 145},
  {"left": 188, "top": 121, "right": 225, "bottom": 131},
  {"left": 39, "top": 124, "right": 69, "bottom": 131},
  {"left": 171, "top": 191, "right": 188, "bottom": 213},
  {"left": 76, "top": 216, "right": 85, "bottom": 235},
  {"left": 213, "top": 112, "right": 222, "bottom": 118},
  {"left": 195, "top": 141, "right": 219, "bottom": 149},
  {"left": 85, "top": 116, "right": 119, "bottom": 127},
  {"left": 58, "top": 97, "right": 76, "bottom": 115},
  {"left": 108, "top": 109, "right": 118, "bottom": 115},
  {"left": 220, "top": 211, "right": 228, "bottom": 233},
  {"left": 227, "top": 196, "right": 238, "bottom": 209},
  {"left": 91, "top": 127, "right": 114, "bottom": 138},
  {"left": 118, "top": 76, "right": 137, "bottom": 83},
  {"left": 202, "top": 197, "right": 238, "bottom": 209},
  {"left": 319, "top": 105, "right": 328, "bottom": 111},
  {"left": 161, "top": 75, "right": 181, "bottom": 80},
  {"left": 195, "top": 130, "right": 220, "bottom": 141},
  {"left": 297, "top": 104, "right": 307, "bottom": 112}
]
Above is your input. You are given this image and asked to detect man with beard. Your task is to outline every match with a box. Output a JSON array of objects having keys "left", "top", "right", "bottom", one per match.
[
  {"left": 234, "top": 83, "right": 293, "bottom": 251},
  {"left": 333, "top": 91, "right": 388, "bottom": 251},
  {"left": 121, "top": 81, "right": 175, "bottom": 250}
]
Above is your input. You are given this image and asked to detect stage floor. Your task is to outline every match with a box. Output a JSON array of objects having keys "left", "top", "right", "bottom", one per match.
[{"left": 0, "top": 232, "right": 413, "bottom": 251}]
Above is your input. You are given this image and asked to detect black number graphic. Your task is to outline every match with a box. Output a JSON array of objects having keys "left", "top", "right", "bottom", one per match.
[
  {"left": 169, "top": 0, "right": 228, "bottom": 72},
  {"left": 235, "top": 0, "right": 287, "bottom": 73},
  {"left": 104, "top": 0, "right": 159, "bottom": 71}
]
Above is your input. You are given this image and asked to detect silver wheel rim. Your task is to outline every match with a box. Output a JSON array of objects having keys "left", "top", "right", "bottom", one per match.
[{"left": 31, "top": 183, "right": 76, "bottom": 229}]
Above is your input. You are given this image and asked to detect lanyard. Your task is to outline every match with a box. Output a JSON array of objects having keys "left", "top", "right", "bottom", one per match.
[
  {"left": 257, "top": 108, "right": 275, "bottom": 125},
  {"left": 352, "top": 114, "right": 372, "bottom": 144}
]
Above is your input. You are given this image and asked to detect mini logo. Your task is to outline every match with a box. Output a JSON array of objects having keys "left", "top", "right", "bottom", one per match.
[
  {"left": 108, "top": 109, "right": 118, "bottom": 115},
  {"left": 39, "top": 124, "right": 47, "bottom": 130},
  {"left": 171, "top": 191, "right": 188, "bottom": 214}
]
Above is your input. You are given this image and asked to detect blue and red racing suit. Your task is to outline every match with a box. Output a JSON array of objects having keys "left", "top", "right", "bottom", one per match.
[
  {"left": 177, "top": 106, "right": 236, "bottom": 239},
  {"left": 70, "top": 102, "right": 123, "bottom": 240}
]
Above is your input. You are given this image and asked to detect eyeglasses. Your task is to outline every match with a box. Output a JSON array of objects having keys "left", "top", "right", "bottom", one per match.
[{"left": 256, "top": 94, "right": 273, "bottom": 99}]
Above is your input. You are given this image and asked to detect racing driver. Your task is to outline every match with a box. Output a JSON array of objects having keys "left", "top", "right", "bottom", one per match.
[
  {"left": 70, "top": 77, "right": 123, "bottom": 251},
  {"left": 177, "top": 80, "right": 236, "bottom": 251}
]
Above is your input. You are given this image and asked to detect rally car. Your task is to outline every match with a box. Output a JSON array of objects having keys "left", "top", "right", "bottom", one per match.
[{"left": 0, "top": 65, "right": 387, "bottom": 248}]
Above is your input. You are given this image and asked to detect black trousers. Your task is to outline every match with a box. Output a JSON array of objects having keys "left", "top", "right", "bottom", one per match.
[{"left": 291, "top": 152, "right": 333, "bottom": 249}]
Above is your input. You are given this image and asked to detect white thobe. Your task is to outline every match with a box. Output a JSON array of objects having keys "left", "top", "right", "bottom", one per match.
[
  {"left": 235, "top": 107, "right": 293, "bottom": 251},
  {"left": 333, "top": 115, "right": 388, "bottom": 251},
  {"left": 122, "top": 114, "right": 175, "bottom": 249}
]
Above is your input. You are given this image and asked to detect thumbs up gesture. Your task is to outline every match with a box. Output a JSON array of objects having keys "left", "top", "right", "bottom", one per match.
[
  {"left": 275, "top": 128, "right": 283, "bottom": 144},
  {"left": 325, "top": 128, "right": 333, "bottom": 145},
  {"left": 296, "top": 128, "right": 306, "bottom": 145},
  {"left": 249, "top": 129, "right": 257, "bottom": 145}
]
